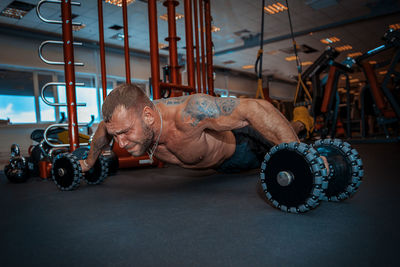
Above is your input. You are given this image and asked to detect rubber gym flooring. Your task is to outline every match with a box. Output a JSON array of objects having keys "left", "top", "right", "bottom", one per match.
[{"left": 0, "top": 142, "right": 399, "bottom": 267}]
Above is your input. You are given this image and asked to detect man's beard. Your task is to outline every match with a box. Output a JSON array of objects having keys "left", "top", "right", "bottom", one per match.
[{"left": 129, "top": 121, "right": 154, "bottom": 157}]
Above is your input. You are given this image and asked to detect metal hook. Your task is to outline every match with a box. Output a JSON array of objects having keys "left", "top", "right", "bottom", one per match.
[
  {"left": 38, "top": 40, "right": 84, "bottom": 66},
  {"left": 36, "top": 0, "right": 82, "bottom": 25},
  {"left": 44, "top": 123, "right": 90, "bottom": 148},
  {"left": 41, "top": 82, "right": 86, "bottom": 107}
]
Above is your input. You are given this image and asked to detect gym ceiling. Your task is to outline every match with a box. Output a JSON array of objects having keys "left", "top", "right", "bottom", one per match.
[{"left": 0, "top": 0, "right": 399, "bottom": 84}]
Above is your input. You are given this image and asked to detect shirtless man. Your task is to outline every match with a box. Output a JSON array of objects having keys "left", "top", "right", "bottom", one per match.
[{"left": 80, "top": 83, "right": 316, "bottom": 173}]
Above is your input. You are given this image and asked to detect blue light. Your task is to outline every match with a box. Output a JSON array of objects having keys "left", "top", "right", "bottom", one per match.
[{"left": 367, "top": 45, "right": 385, "bottom": 55}]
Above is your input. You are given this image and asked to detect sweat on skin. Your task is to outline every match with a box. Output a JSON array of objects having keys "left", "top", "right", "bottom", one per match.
[{"left": 80, "top": 83, "right": 305, "bottom": 172}]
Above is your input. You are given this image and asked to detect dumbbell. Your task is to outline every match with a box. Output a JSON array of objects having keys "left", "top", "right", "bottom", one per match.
[
  {"left": 51, "top": 147, "right": 109, "bottom": 191},
  {"left": 313, "top": 139, "right": 363, "bottom": 202},
  {"left": 4, "top": 144, "right": 29, "bottom": 183},
  {"left": 259, "top": 139, "right": 363, "bottom": 213}
]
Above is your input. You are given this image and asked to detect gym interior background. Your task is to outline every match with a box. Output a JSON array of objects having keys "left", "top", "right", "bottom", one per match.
[{"left": 1, "top": 0, "right": 400, "bottom": 266}]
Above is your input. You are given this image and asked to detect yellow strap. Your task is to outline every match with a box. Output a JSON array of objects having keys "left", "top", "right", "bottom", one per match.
[
  {"left": 255, "top": 78, "right": 265, "bottom": 99},
  {"left": 293, "top": 73, "right": 312, "bottom": 105}
]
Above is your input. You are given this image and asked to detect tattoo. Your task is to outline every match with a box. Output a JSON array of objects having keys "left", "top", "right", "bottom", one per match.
[
  {"left": 182, "top": 95, "right": 239, "bottom": 126},
  {"left": 155, "top": 96, "right": 188, "bottom": 106}
]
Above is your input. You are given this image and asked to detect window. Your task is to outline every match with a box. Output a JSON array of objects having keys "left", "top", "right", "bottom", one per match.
[
  {"left": 57, "top": 74, "right": 100, "bottom": 123},
  {"left": 0, "top": 69, "right": 36, "bottom": 123},
  {"left": 99, "top": 80, "right": 115, "bottom": 106},
  {"left": 38, "top": 73, "right": 56, "bottom": 122}
]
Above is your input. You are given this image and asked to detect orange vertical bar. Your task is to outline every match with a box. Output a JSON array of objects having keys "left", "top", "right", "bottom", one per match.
[
  {"left": 164, "top": 0, "right": 180, "bottom": 85},
  {"left": 61, "top": 0, "right": 79, "bottom": 152},
  {"left": 362, "top": 61, "right": 386, "bottom": 110},
  {"left": 193, "top": 0, "right": 202, "bottom": 93},
  {"left": 183, "top": 0, "right": 195, "bottom": 93},
  {"left": 148, "top": 0, "right": 161, "bottom": 100},
  {"left": 122, "top": 0, "right": 131, "bottom": 84},
  {"left": 204, "top": 0, "right": 214, "bottom": 95},
  {"left": 97, "top": 0, "right": 107, "bottom": 100},
  {"left": 199, "top": 0, "right": 207, "bottom": 94}
]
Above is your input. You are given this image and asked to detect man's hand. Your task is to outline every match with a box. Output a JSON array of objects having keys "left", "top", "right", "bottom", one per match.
[
  {"left": 79, "top": 159, "right": 92, "bottom": 172},
  {"left": 78, "top": 121, "right": 112, "bottom": 173},
  {"left": 320, "top": 155, "right": 330, "bottom": 175}
]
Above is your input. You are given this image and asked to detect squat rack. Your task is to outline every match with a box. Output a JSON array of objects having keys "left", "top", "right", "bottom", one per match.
[{"left": 36, "top": 0, "right": 215, "bottom": 169}]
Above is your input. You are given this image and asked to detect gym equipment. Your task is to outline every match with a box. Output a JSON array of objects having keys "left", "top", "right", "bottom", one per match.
[
  {"left": 51, "top": 153, "right": 82, "bottom": 191},
  {"left": 354, "top": 29, "right": 400, "bottom": 141},
  {"left": 71, "top": 147, "right": 108, "bottom": 185},
  {"left": 319, "top": 59, "right": 355, "bottom": 139},
  {"left": 314, "top": 139, "right": 363, "bottom": 201},
  {"left": 37, "top": 0, "right": 112, "bottom": 190},
  {"left": 301, "top": 46, "right": 340, "bottom": 117},
  {"left": 259, "top": 142, "right": 328, "bottom": 213},
  {"left": 101, "top": 148, "right": 119, "bottom": 176},
  {"left": 4, "top": 144, "right": 29, "bottom": 183},
  {"left": 259, "top": 139, "right": 364, "bottom": 212},
  {"left": 52, "top": 147, "right": 109, "bottom": 190}
]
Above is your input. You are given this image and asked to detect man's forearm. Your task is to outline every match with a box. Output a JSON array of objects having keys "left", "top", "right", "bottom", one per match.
[
  {"left": 85, "top": 121, "right": 112, "bottom": 167},
  {"left": 245, "top": 100, "right": 299, "bottom": 144}
]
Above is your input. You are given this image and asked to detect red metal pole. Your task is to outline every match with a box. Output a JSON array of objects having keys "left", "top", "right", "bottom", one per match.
[
  {"left": 148, "top": 0, "right": 161, "bottom": 100},
  {"left": 97, "top": 0, "right": 107, "bottom": 100},
  {"left": 160, "top": 82, "right": 195, "bottom": 93},
  {"left": 193, "top": 0, "right": 202, "bottom": 93},
  {"left": 164, "top": 0, "right": 180, "bottom": 87},
  {"left": 122, "top": 0, "right": 131, "bottom": 84},
  {"left": 183, "top": 0, "right": 195, "bottom": 94},
  {"left": 204, "top": 0, "right": 214, "bottom": 95},
  {"left": 199, "top": 0, "right": 207, "bottom": 94},
  {"left": 61, "top": 0, "right": 79, "bottom": 152}
]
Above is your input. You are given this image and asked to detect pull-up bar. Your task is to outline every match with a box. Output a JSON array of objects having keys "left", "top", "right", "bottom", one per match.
[{"left": 148, "top": 0, "right": 214, "bottom": 97}]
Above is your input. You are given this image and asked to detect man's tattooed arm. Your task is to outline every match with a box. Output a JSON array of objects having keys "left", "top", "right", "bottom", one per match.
[
  {"left": 181, "top": 94, "right": 239, "bottom": 127},
  {"left": 155, "top": 95, "right": 189, "bottom": 106}
]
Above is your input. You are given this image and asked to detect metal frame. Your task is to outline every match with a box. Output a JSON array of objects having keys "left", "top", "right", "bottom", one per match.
[
  {"left": 37, "top": 0, "right": 85, "bottom": 152},
  {"left": 147, "top": 0, "right": 214, "bottom": 97}
]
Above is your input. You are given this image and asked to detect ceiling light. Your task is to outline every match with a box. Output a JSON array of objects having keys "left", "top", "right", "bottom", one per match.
[
  {"left": 160, "top": 13, "right": 184, "bottom": 21},
  {"left": 72, "top": 24, "right": 86, "bottom": 31},
  {"left": 335, "top": 45, "right": 352, "bottom": 52},
  {"left": 379, "top": 70, "right": 388, "bottom": 75},
  {"left": 389, "top": 23, "right": 400, "bottom": 30},
  {"left": 285, "top": 56, "right": 297, "bottom": 61},
  {"left": 242, "top": 65, "right": 253, "bottom": 69},
  {"left": 105, "top": 0, "right": 135, "bottom": 7},
  {"left": 369, "top": 61, "right": 377, "bottom": 64},
  {"left": 347, "top": 52, "right": 362, "bottom": 58},
  {"left": 320, "top": 36, "right": 340, "bottom": 44},
  {"left": 264, "top": 2, "right": 287, "bottom": 14},
  {"left": 301, "top": 61, "right": 313, "bottom": 66},
  {"left": 211, "top": 26, "right": 221, "bottom": 33},
  {"left": 0, "top": 1, "right": 35, "bottom": 19}
]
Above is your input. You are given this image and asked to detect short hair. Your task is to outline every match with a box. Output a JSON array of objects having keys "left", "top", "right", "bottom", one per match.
[{"left": 102, "top": 83, "right": 153, "bottom": 122}]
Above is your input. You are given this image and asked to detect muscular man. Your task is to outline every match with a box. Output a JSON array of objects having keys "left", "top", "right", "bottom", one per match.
[{"left": 81, "top": 83, "right": 313, "bottom": 173}]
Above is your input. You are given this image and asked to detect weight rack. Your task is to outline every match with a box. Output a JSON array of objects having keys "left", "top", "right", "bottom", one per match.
[{"left": 36, "top": 0, "right": 90, "bottom": 151}]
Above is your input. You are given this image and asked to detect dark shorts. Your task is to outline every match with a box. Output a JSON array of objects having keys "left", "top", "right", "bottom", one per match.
[{"left": 216, "top": 126, "right": 273, "bottom": 173}]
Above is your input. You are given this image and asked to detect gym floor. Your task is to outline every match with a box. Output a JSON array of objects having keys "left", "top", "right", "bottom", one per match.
[{"left": 0, "top": 142, "right": 399, "bottom": 267}]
